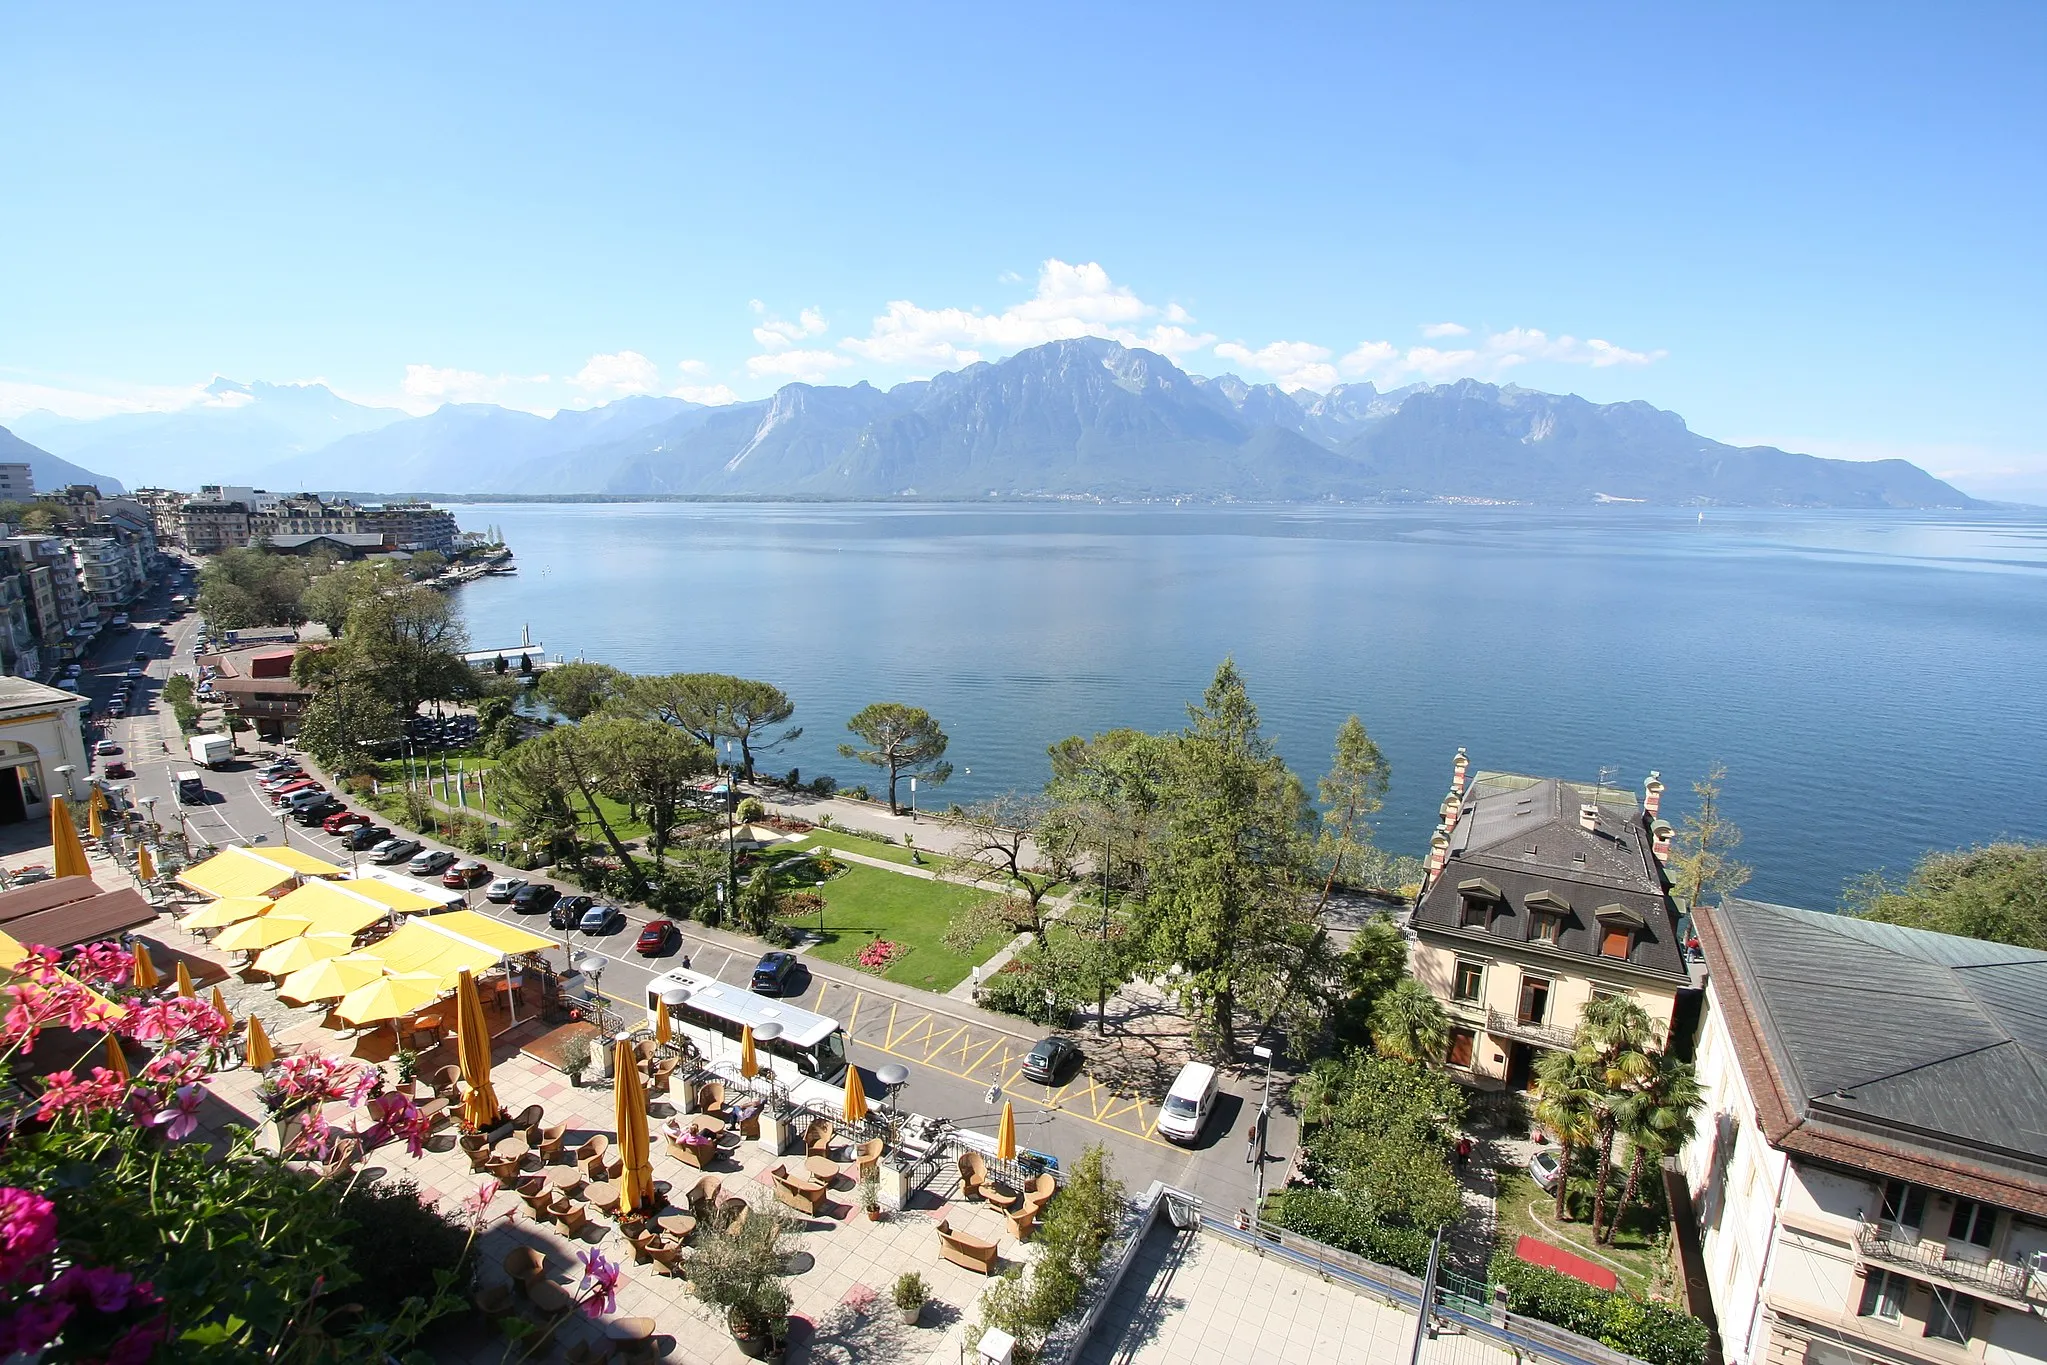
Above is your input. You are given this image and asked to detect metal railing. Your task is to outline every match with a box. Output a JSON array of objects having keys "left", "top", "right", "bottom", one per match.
[
  {"left": 1039, "top": 1181, "right": 1191, "bottom": 1365},
  {"left": 1487, "top": 1007, "right": 1578, "bottom": 1051},
  {"left": 1856, "top": 1222, "right": 2047, "bottom": 1307}
]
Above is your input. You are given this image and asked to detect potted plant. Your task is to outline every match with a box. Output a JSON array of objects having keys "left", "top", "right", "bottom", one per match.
[
  {"left": 893, "top": 1271, "right": 928, "bottom": 1327},
  {"left": 857, "top": 1165, "right": 882, "bottom": 1221},
  {"left": 688, "top": 1199, "right": 795, "bottom": 1359},
  {"left": 394, "top": 1047, "right": 421, "bottom": 1089},
  {"left": 561, "top": 1033, "right": 593, "bottom": 1088}
]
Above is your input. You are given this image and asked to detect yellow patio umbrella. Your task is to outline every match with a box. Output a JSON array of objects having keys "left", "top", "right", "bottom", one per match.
[
  {"left": 738, "top": 1023, "right": 757, "bottom": 1079},
  {"left": 213, "top": 914, "right": 313, "bottom": 953},
  {"left": 136, "top": 845, "right": 155, "bottom": 882},
  {"left": 613, "top": 1036, "right": 655, "bottom": 1215},
  {"left": 842, "top": 1061, "right": 868, "bottom": 1123},
  {"left": 100, "top": 1033, "right": 129, "bottom": 1082},
  {"left": 50, "top": 797, "right": 89, "bottom": 880},
  {"left": 174, "top": 960, "right": 195, "bottom": 999},
  {"left": 244, "top": 1015, "right": 275, "bottom": 1070},
  {"left": 131, "top": 941, "right": 160, "bottom": 990},
  {"left": 253, "top": 932, "right": 354, "bottom": 978},
  {"left": 995, "top": 1099, "right": 1017, "bottom": 1161},
  {"left": 454, "top": 970, "right": 501, "bottom": 1130},
  {"left": 655, "top": 997, "right": 673, "bottom": 1049},
  {"left": 277, "top": 953, "right": 385, "bottom": 1004},
  {"left": 87, "top": 802, "right": 103, "bottom": 840},
  {"left": 210, "top": 985, "right": 235, "bottom": 1031},
  {"left": 182, "top": 896, "right": 273, "bottom": 930},
  {"left": 334, "top": 972, "right": 442, "bottom": 1026}
]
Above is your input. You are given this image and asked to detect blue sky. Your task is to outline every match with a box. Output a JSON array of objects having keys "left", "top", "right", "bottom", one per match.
[{"left": 3, "top": 3, "right": 2043, "bottom": 497}]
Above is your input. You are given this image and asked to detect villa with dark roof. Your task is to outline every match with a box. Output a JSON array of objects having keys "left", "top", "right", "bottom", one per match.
[
  {"left": 1682, "top": 897, "right": 2047, "bottom": 1365},
  {"left": 1409, "top": 753, "right": 1691, "bottom": 1087}
]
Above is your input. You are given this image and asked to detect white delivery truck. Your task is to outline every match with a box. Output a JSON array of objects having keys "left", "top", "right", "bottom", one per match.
[{"left": 188, "top": 734, "right": 233, "bottom": 769}]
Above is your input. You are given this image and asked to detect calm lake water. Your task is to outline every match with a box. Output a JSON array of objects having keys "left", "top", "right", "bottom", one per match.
[{"left": 451, "top": 502, "right": 2047, "bottom": 909}]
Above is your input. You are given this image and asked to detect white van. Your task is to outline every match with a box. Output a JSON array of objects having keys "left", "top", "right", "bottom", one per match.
[{"left": 1157, "top": 1061, "right": 1219, "bottom": 1145}]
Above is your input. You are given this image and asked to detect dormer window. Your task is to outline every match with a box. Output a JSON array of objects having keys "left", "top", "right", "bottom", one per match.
[
  {"left": 1525, "top": 890, "right": 1570, "bottom": 945},
  {"left": 1596, "top": 903, "right": 1645, "bottom": 959},
  {"left": 1457, "top": 878, "right": 1502, "bottom": 929}
]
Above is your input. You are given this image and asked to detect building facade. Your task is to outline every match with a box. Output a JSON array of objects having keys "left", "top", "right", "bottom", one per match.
[
  {"left": 1410, "top": 755, "right": 1692, "bottom": 1086},
  {"left": 363, "top": 501, "right": 458, "bottom": 554},
  {"left": 131, "top": 488, "right": 188, "bottom": 547},
  {"left": 0, "top": 465, "right": 31, "bottom": 501},
  {"left": 177, "top": 500, "right": 254, "bottom": 555},
  {"left": 0, "top": 678, "right": 89, "bottom": 826},
  {"left": 1681, "top": 898, "right": 2047, "bottom": 1365}
]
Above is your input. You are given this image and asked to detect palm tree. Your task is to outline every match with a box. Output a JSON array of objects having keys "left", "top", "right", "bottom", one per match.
[
  {"left": 1606, "top": 1054, "right": 1704, "bottom": 1244},
  {"left": 1291, "top": 1062, "right": 1341, "bottom": 1132},
  {"left": 1574, "top": 995, "right": 1657, "bottom": 1242},
  {"left": 1369, "top": 979, "right": 1450, "bottom": 1063},
  {"left": 1532, "top": 1048, "right": 1602, "bottom": 1220}
]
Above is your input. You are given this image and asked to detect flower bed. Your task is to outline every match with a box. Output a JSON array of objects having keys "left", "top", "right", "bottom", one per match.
[{"left": 856, "top": 939, "right": 901, "bottom": 973}]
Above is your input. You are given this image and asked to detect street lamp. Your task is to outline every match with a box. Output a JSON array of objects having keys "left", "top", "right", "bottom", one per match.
[
  {"left": 751, "top": 1019, "right": 784, "bottom": 1112},
  {"left": 876, "top": 1062, "right": 909, "bottom": 1119},
  {"left": 52, "top": 765, "right": 77, "bottom": 802},
  {"left": 1251, "top": 1043, "right": 1276, "bottom": 1201},
  {"left": 275, "top": 808, "right": 290, "bottom": 848},
  {"left": 137, "top": 795, "right": 157, "bottom": 837}
]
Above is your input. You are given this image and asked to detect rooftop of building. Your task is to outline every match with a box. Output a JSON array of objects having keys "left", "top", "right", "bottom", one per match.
[
  {"left": 1698, "top": 896, "right": 2047, "bottom": 1215},
  {"left": 0, "top": 677, "right": 87, "bottom": 717}
]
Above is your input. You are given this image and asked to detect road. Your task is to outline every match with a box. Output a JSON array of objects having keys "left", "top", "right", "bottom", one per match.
[{"left": 100, "top": 568, "right": 1290, "bottom": 1217}]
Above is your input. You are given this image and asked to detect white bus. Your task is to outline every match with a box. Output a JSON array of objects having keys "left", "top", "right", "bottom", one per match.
[{"left": 645, "top": 967, "right": 849, "bottom": 1085}]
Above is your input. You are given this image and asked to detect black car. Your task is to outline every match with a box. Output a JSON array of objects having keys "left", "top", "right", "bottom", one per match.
[
  {"left": 509, "top": 882, "right": 560, "bottom": 915},
  {"left": 345, "top": 823, "right": 392, "bottom": 850},
  {"left": 294, "top": 797, "right": 346, "bottom": 825},
  {"left": 750, "top": 950, "right": 799, "bottom": 996},
  {"left": 1021, "top": 1036, "right": 1081, "bottom": 1085},
  {"left": 550, "top": 894, "right": 594, "bottom": 931}
]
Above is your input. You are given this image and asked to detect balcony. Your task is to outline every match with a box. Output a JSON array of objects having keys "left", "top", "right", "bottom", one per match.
[
  {"left": 1486, "top": 1007, "right": 1578, "bottom": 1051},
  {"left": 1856, "top": 1222, "right": 2047, "bottom": 1309}
]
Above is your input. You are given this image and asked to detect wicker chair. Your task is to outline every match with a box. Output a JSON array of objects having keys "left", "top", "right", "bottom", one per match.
[
  {"left": 853, "top": 1137, "right": 885, "bottom": 1180},
  {"left": 536, "top": 1122, "right": 567, "bottom": 1163},
  {"left": 575, "top": 1134, "right": 610, "bottom": 1177},
  {"left": 695, "top": 1079, "right": 726, "bottom": 1115},
  {"left": 460, "top": 1133, "right": 492, "bottom": 1172},
  {"left": 804, "top": 1117, "right": 836, "bottom": 1159},
  {"left": 957, "top": 1149, "right": 988, "bottom": 1201}
]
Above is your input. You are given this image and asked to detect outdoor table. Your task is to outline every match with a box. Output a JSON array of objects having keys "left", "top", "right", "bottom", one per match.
[
  {"left": 657, "top": 1212, "right": 696, "bottom": 1239},
  {"left": 980, "top": 1185, "right": 1021, "bottom": 1213},
  {"left": 546, "top": 1167, "right": 584, "bottom": 1194},
  {"left": 680, "top": 1112, "right": 726, "bottom": 1136},
  {"left": 608, "top": 1317, "right": 656, "bottom": 1342},
  {"left": 585, "top": 1180, "right": 619, "bottom": 1212},
  {"left": 805, "top": 1155, "right": 842, "bottom": 1185},
  {"left": 492, "top": 1136, "right": 529, "bottom": 1162},
  {"left": 527, "top": 1280, "right": 574, "bottom": 1314}
]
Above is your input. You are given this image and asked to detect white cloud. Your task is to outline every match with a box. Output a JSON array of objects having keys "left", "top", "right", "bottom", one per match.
[
  {"left": 1421, "top": 322, "right": 1470, "bottom": 339},
  {"left": 1213, "top": 340, "right": 1339, "bottom": 392},
  {"left": 838, "top": 259, "right": 1216, "bottom": 370},
  {"left": 745, "top": 349, "right": 855, "bottom": 383},
  {"left": 400, "top": 363, "right": 551, "bottom": 409},
  {"left": 676, "top": 359, "right": 708, "bottom": 375},
  {"left": 569, "top": 350, "right": 661, "bottom": 397},
  {"left": 673, "top": 383, "right": 741, "bottom": 405},
  {"left": 1335, "top": 327, "right": 1666, "bottom": 386},
  {"left": 752, "top": 308, "right": 829, "bottom": 352},
  {"left": 0, "top": 372, "right": 224, "bottom": 422}
]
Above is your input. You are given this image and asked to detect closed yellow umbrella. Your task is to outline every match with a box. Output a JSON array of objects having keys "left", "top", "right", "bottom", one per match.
[
  {"left": 253, "top": 932, "right": 353, "bottom": 978},
  {"left": 174, "top": 960, "right": 195, "bottom": 999},
  {"left": 277, "top": 953, "right": 385, "bottom": 1004},
  {"left": 210, "top": 985, "right": 235, "bottom": 1031},
  {"left": 738, "top": 1023, "right": 757, "bottom": 1078},
  {"left": 334, "top": 972, "right": 442, "bottom": 1026},
  {"left": 454, "top": 970, "right": 501, "bottom": 1130},
  {"left": 87, "top": 802, "right": 103, "bottom": 840},
  {"left": 136, "top": 845, "right": 155, "bottom": 882},
  {"left": 100, "top": 1033, "right": 129, "bottom": 1082},
  {"left": 842, "top": 1061, "right": 868, "bottom": 1123},
  {"left": 131, "top": 941, "right": 160, "bottom": 990},
  {"left": 613, "top": 1037, "right": 655, "bottom": 1215},
  {"left": 50, "top": 797, "right": 89, "bottom": 880},
  {"left": 214, "top": 914, "right": 313, "bottom": 953},
  {"left": 182, "top": 897, "right": 273, "bottom": 930},
  {"left": 655, "top": 997, "right": 672, "bottom": 1049},
  {"left": 244, "top": 1015, "right": 275, "bottom": 1070},
  {"left": 995, "top": 1099, "right": 1016, "bottom": 1161}
]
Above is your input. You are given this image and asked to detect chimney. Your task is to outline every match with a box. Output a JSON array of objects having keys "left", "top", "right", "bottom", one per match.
[
  {"left": 1440, "top": 790, "right": 1463, "bottom": 831},
  {"left": 1652, "top": 820, "right": 1673, "bottom": 863},
  {"left": 1578, "top": 803, "right": 1600, "bottom": 832},
  {"left": 1426, "top": 825, "right": 1451, "bottom": 886},
  {"left": 1644, "top": 771, "right": 1664, "bottom": 818},
  {"left": 1452, "top": 747, "right": 1469, "bottom": 794}
]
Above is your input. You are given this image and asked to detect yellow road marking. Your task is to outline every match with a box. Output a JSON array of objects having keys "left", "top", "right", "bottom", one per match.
[
  {"left": 964, "top": 1036, "right": 1006, "bottom": 1075},
  {"left": 928, "top": 1022, "right": 969, "bottom": 1060}
]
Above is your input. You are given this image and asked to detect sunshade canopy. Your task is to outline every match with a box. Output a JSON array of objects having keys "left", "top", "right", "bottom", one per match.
[
  {"left": 335, "top": 972, "right": 444, "bottom": 1025},
  {"left": 351, "top": 921, "right": 497, "bottom": 991},
  {"left": 178, "top": 846, "right": 340, "bottom": 900},
  {"left": 213, "top": 913, "right": 314, "bottom": 953},
  {"left": 267, "top": 880, "right": 391, "bottom": 936},
  {"left": 419, "top": 910, "right": 553, "bottom": 956},
  {"left": 336, "top": 878, "right": 444, "bottom": 914},
  {"left": 277, "top": 953, "right": 386, "bottom": 1004},
  {"left": 253, "top": 931, "right": 355, "bottom": 977},
  {"left": 182, "top": 896, "right": 275, "bottom": 930}
]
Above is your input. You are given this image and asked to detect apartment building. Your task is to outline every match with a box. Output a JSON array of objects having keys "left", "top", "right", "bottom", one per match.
[
  {"left": 131, "top": 488, "right": 188, "bottom": 546},
  {"left": 178, "top": 499, "right": 254, "bottom": 554},
  {"left": 1410, "top": 754, "right": 1692, "bottom": 1086},
  {"left": 363, "top": 500, "right": 458, "bottom": 554},
  {"left": 1682, "top": 897, "right": 2046, "bottom": 1365},
  {"left": 0, "top": 465, "right": 32, "bottom": 501}
]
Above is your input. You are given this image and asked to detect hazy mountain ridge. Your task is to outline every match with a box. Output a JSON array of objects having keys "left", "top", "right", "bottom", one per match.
[
  {"left": 12, "top": 342, "right": 1978, "bottom": 507},
  {"left": 0, "top": 425, "right": 124, "bottom": 495}
]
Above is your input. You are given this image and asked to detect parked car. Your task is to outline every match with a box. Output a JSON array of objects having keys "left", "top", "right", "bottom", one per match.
[
  {"left": 549, "top": 894, "right": 593, "bottom": 930},
  {"left": 635, "top": 919, "right": 679, "bottom": 956},
  {"left": 580, "top": 903, "right": 623, "bottom": 935},
  {"left": 261, "top": 774, "right": 309, "bottom": 794},
  {"left": 295, "top": 798, "right": 346, "bottom": 825},
  {"left": 371, "top": 838, "right": 423, "bottom": 865},
  {"left": 750, "top": 950, "right": 799, "bottom": 995},
  {"left": 442, "top": 859, "right": 490, "bottom": 888},
  {"left": 1021, "top": 1036, "right": 1081, "bottom": 1085},
  {"left": 484, "top": 876, "right": 527, "bottom": 903},
  {"left": 281, "top": 789, "right": 330, "bottom": 815},
  {"left": 508, "top": 883, "right": 559, "bottom": 915},
  {"left": 1156, "top": 1061, "right": 1219, "bottom": 1145},
  {"left": 1528, "top": 1149, "right": 1564, "bottom": 1195},
  {"left": 407, "top": 849, "right": 457, "bottom": 876},
  {"left": 268, "top": 780, "right": 320, "bottom": 805},
  {"left": 103, "top": 762, "right": 134, "bottom": 780},
  {"left": 322, "top": 810, "right": 369, "bottom": 834},
  {"left": 345, "top": 823, "right": 391, "bottom": 851},
  {"left": 93, "top": 740, "right": 121, "bottom": 756}
]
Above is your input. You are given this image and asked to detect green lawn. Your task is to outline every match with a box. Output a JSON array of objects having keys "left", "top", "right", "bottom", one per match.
[
  {"left": 798, "top": 862, "right": 1010, "bottom": 993},
  {"left": 1492, "top": 1166, "right": 1669, "bottom": 1295},
  {"left": 788, "top": 831, "right": 922, "bottom": 867}
]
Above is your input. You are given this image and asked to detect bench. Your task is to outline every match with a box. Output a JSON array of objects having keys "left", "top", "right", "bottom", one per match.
[{"left": 936, "top": 1218, "right": 998, "bottom": 1274}]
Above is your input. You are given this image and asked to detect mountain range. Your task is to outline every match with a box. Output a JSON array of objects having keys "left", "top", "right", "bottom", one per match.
[
  {"left": 7, "top": 341, "right": 1977, "bottom": 507},
  {"left": 0, "top": 423, "right": 126, "bottom": 497}
]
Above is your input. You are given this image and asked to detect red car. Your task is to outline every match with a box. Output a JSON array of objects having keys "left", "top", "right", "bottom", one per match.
[
  {"left": 442, "top": 860, "right": 491, "bottom": 888},
  {"left": 635, "top": 919, "right": 680, "bottom": 956},
  {"left": 103, "top": 762, "right": 135, "bottom": 780},
  {"left": 267, "top": 779, "right": 320, "bottom": 804},
  {"left": 322, "top": 810, "right": 369, "bottom": 834}
]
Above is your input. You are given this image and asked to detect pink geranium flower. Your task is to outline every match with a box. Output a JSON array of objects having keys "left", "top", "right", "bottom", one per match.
[
  {"left": 33, "top": 1068, "right": 126, "bottom": 1124},
  {"left": 576, "top": 1247, "right": 620, "bottom": 1318},
  {"left": 151, "top": 1085, "right": 205, "bottom": 1142},
  {"left": 0, "top": 1188, "right": 57, "bottom": 1285}
]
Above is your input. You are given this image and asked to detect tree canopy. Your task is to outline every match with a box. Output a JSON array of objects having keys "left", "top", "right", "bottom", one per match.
[
  {"left": 1845, "top": 841, "right": 2047, "bottom": 949},
  {"left": 839, "top": 702, "right": 951, "bottom": 813}
]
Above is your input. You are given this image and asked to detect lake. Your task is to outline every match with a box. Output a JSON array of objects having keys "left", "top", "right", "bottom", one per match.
[{"left": 449, "top": 502, "right": 2047, "bottom": 909}]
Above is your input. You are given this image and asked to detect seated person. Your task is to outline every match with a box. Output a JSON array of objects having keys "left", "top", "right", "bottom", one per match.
[{"left": 730, "top": 1097, "right": 763, "bottom": 1125}]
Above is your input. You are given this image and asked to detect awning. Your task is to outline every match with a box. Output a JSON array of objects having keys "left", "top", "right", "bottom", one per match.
[
  {"left": 417, "top": 910, "right": 552, "bottom": 957},
  {"left": 266, "top": 880, "right": 397, "bottom": 936},
  {"left": 337, "top": 878, "right": 445, "bottom": 914},
  {"left": 351, "top": 921, "right": 498, "bottom": 991},
  {"left": 177, "top": 846, "right": 341, "bottom": 900},
  {"left": 1, "top": 889, "right": 155, "bottom": 951}
]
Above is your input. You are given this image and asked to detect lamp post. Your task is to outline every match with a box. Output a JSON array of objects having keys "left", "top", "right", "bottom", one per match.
[
  {"left": 1251, "top": 1042, "right": 1275, "bottom": 1203},
  {"left": 275, "top": 808, "right": 290, "bottom": 848},
  {"left": 138, "top": 794, "right": 158, "bottom": 839},
  {"left": 721, "top": 740, "right": 738, "bottom": 913},
  {"left": 52, "top": 764, "right": 77, "bottom": 803},
  {"left": 876, "top": 1062, "right": 909, "bottom": 1120},
  {"left": 752, "top": 1020, "right": 784, "bottom": 1115},
  {"left": 659, "top": 985, "right": 691, "bottom": 1058}
]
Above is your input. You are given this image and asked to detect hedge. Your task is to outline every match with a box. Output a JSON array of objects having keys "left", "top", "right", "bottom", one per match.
[
  {"left": 1488, "top": 1249, "right": 1708, "bottom": 1365},
  {"left": 1270, "top": 1188, "right": 1434, "bottom": 1277}
]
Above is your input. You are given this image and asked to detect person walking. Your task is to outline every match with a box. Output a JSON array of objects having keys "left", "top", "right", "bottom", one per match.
[{"left": 1455, "top": 1135, "right": 1473, "bottom": 1171}]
